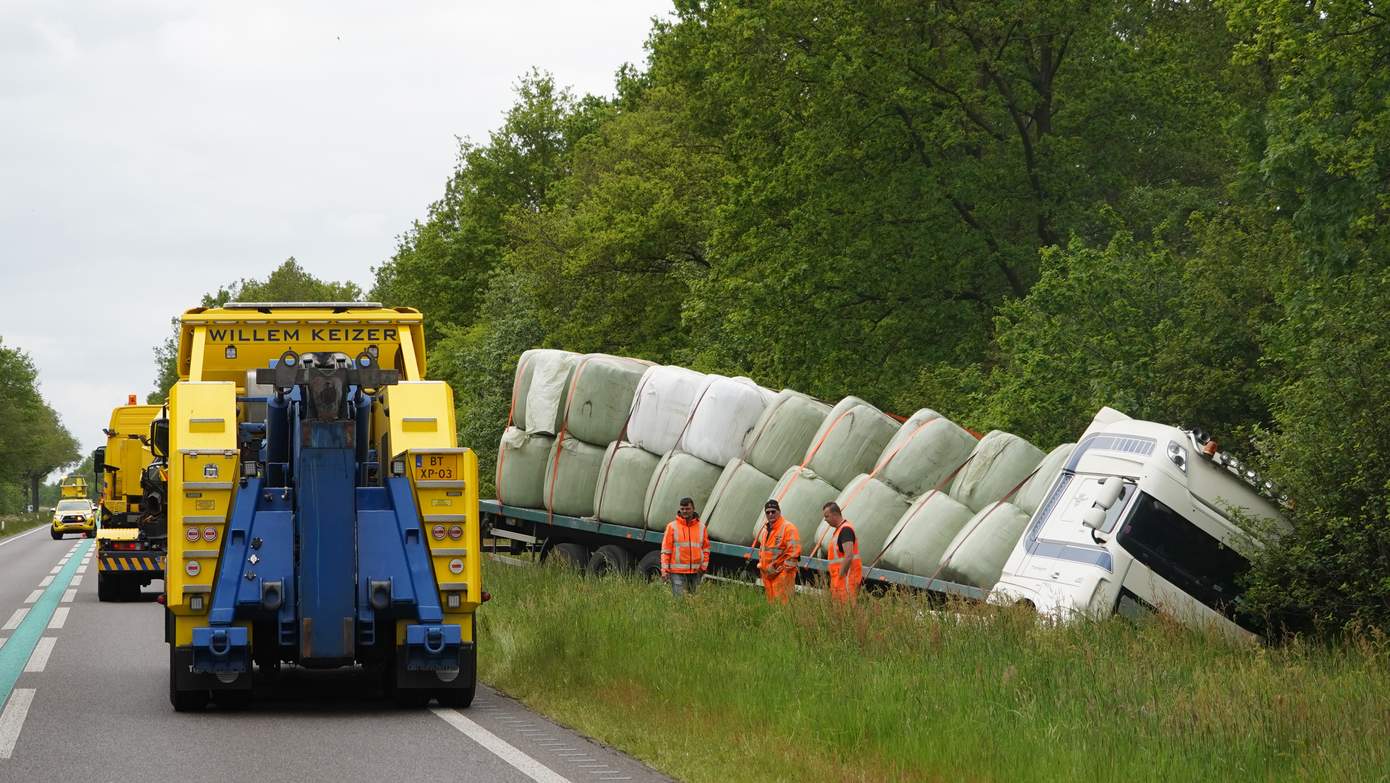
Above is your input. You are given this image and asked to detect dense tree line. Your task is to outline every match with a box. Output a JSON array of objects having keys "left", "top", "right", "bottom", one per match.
[
  {"left": 0, "top": 339, "right": 79, "bottom": 513},
  {"left": 127, "top": 1, "right": 1382, "bottom": 633}
]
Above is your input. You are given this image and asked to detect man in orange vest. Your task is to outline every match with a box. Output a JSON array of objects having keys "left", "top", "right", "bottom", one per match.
[
  {"left": 661, "top": 497, "right": 710, "bottom": 597},
  {"left": 755, "top": 499, "right": 800, "bottom": 603},
  {"left": 822, "top": 501, "right": 862, "bottom": 602}
]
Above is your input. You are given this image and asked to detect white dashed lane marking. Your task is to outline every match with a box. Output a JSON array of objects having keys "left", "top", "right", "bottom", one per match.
[{"left": 23, "top": 638, "right": 56, "bottom": 674}]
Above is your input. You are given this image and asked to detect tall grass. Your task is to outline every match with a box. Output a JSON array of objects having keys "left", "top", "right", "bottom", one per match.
[
  {"left": 478, "top": 563, "right": 1390, "bottom": 782},
  {"left": 0, "top": 512, "right": 47, "bottom": 540}
]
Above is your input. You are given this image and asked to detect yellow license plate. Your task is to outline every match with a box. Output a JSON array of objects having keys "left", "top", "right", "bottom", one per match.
[{"left": 412, "top": 453, "right": 459, "bottom": 481}]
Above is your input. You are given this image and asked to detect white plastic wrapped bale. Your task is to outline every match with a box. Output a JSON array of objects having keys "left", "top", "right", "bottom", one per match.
[
  {"left": 743, "top": 390, "right": 831, "bottom": 478},
  {"left": 542, "top": 434, "right": 606, "bottom": 518},
  {"left": 704, "top": 459, "right": 777, "bottom": 545},
  {"left": 515, "top": 349, "right": 580, "bottom": 435},
  {"left": 678, "top": 376, "right": 773, "bottom": 468},
  {"left": 874, "top": 409, "right": 979, "bottom": 497},
  {"left": 495, "top": 427, "right": 555, "bottom": 509},
  {"left": 592, "top": 441, "right": 662, "bottom": 527},
  {"left": 563, "top": 354, "right": 652, "bottom": 446},
  {"left": 803, "top": 396, "right": 900, "bottom": 490},
  {"left": 948, "top": 431, "right": 1046, "bottom": 513},
  {"left": 757, "top": 466, "right": 838, "bottom": 546},
  {"left": 809, "top": 474, "right": 911, "bottom": 562},
  {"left": 934, "top": 502, "right": 1033, "bottom": 589},
  {"left": 1014, "top": 443, "right": 1077, "bottom": 516},
  {"left": 626, "top": 365, "right": 709, "bottom": 455},
  {"left": 876, "top": 491, "right": 976, "bottom": 577},
  {"left": 643, "top": 451, "right": 724, "bottom": 532}
]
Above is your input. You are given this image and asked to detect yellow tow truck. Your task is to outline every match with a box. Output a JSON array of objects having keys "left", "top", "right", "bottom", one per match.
[
  {"left": 93, "top": 397, "right": 165, "bottom": 601},
  {"left": 159, "top": 302, "right": 482, "bottom": 710}
]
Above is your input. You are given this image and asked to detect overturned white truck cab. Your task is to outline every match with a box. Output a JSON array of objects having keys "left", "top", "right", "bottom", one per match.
[{"left": 992, "top": 409, "right": 1289, "bottom": 636}]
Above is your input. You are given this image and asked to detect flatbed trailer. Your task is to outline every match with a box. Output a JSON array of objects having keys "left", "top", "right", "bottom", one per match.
[{"left": 479, "top": 499, "right": 986, "bottom": 601}]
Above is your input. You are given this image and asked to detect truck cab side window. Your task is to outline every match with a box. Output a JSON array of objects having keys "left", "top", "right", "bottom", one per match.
[{"left": 1117, "top": 493, "right": 1251, "bottom": 621}]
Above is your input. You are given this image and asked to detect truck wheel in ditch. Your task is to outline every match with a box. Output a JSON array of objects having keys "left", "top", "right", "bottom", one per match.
[
  {"left": 585, "top": 544, "right": 631, "bottom": 578},
  {"left": 169, "top": 649, "right": 209, "bottom": 712},
  {"left": 635, "top": 550, "right": 663, "bottom": 582},
  {"left": 546, "top": 542, "right": 590, "bottom": 572},
  {"left": 97, "top": 572, "right": 115, "bottom": 602}
]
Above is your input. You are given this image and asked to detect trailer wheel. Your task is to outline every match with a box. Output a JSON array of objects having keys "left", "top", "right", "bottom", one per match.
[
  {"left": 585, "top": 545, "right": 631, "bottom": 578},
  {"left": 546, "top": 542, "right": 590, "bottom": 572},
  {"left": 635, "top": 550, "right": 663, "bottom": 582}
]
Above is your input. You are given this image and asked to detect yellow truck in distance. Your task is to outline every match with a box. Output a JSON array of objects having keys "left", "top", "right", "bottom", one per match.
[
  {"left": 159, "top": 302, "right": 481, "bottom": 711},
  {"left": 93, "top": 398, "right": 165, "bottom": 601},
  {"left": 59, "top": 475, "right": 88, "bottom": 499}
]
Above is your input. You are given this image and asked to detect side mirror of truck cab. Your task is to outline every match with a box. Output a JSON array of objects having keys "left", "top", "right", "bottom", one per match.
[
  {"left": 149, "top": 419, "right": 169, "bottom": 460},
  {"left": 1095, "top": 476, "right": 1124, "bottom": 510}
]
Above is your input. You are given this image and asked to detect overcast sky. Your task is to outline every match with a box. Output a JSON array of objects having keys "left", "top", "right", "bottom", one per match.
[{"left": 0, "top": 0, "right": 671, "bottom": 468}]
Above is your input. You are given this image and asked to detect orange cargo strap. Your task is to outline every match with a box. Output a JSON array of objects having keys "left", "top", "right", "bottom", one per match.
[
  {"left": 496, "top": 352, "right": 536, "bottom": 508},
  {"left": 921, "top": 462, "right": 1045, "bottom": 586},
  {"left": 859, "top": 451, "right": 980, "bottom": 573}
]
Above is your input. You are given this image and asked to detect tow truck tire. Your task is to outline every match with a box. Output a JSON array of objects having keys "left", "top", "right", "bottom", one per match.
[
  {"left": 213, "top": 690, "right": 252, "bottom": 711},
  {"left": 97, "top": 572, "right": 115, "bottom": 602},
  {"left": 547, "top": 542, "right": 590, "bottom": 572},
  {"left": 85, "top": 529, "right": 96, "bottom": 539},
  {"left": 635, "top": 550, "right": 663, "bottom": 581},
  {"left": 169, "top": 648, "right": 209, "bottom": 712},
  {"left": 585, "top": 544, "right": 631, "bottom": 578}
]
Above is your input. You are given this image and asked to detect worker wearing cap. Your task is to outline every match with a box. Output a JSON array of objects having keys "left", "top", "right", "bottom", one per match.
[
  {"left": 822, "top": 501, "right": 862, "bottom": 602},
  {"left": 755, "top": 499, "right": 800, "bottom": 603},
  {"left": 661, "top": 497, "right": 710, "bottom": 597}
]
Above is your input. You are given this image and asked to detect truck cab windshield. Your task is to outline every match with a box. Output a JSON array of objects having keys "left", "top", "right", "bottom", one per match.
[{"left": 1116, "top": 492, "right": 1251, "bottom": 620}]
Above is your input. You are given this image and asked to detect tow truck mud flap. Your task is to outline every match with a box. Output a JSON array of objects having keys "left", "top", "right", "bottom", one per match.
[
  {"left": 191, "top": 626, "right": 250, "bottom": 674},
  {"left": 404, "top": 623, "right": 462, "bottom": 671}
]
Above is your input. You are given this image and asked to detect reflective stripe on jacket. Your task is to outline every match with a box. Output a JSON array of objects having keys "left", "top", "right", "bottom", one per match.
[
  {"left": 827, "top": 520, "right": 862, "bottom": 600},
  {"left": 661, "top": 517, "right": 710, "bottom": 574},
  {"left": 755, "top": 515, "right": 801, "bottom": 578}
]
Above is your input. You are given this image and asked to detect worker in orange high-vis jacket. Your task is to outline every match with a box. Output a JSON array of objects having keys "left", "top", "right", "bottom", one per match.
[
  {"left": 755, "top": 499, "right": 801, "bottom": 603},
  {"left": 661, "top": 497, "right": 710, "bottom": 597},
  {"left": 822, "top": 501, "right": 862, "bottom": 602}
]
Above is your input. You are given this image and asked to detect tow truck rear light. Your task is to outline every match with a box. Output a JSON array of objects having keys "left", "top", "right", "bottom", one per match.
[
  {"left": 203, "top": 527, "right": 217, "bottom": 543},
  {"left": 186, "top": 527, "right": 200, "bottom": 543},
  {"left": 431, "top": 524, "right": 446, "bottom": 541},
  {"left": 448, "top": 525, "right": 463, "bottom": 540}
]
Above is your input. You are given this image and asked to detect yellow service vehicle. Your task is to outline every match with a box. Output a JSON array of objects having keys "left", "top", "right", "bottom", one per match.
[
  {"left": 158, "top": 302, "right": 481, "bottom": 711},
  {"left": 51, "top": 497, "right": 96, "bottom": 539},
  {"left": 93, "top": 397, "right": 165, "bottom": 601},
  {"left": 59, "top": 475, "right": 88, "bottom": 499}
]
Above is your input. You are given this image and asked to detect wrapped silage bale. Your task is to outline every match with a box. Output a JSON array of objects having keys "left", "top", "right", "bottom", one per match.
[
  {"left": 809, "top": 474, "right": 911, "bottom": 562},
  {"left": 743, "top": 390, "right": 831, "bottom": 478},
  {"left": 874, "top": 409, "right": 978, "bottom": 497},
  {"left": 563, "top": 354, "right": 652, "bottom": 446},
  {"left": 542, "top": 434, "right": 606, "bottom": 517},
  {"left": 934, "top": 502, "right": 1033, "bottom": 589},
  {"left": 803, "top": 397, "right": 900, "bottom": 490},
  {"left": 626, "top": 365, "right": 708, "bottom": 455},
  {"left": 1014, "top": 443, "right": 1077, "bottom": 516},
  {"left": 495, "top": 427, "right": 555, "bottom": 509},
  {"left": 756, "top": 466, "right": 839, "bottom": 545},
  {"left": 948, "top": 431, "right": 1046, "bottom": 512},
  {"left": 679, "top": 376, "right": 773, "bottom": 467},
  {"left": 643, "top": 451, "right": 723, "bottom": 532},
  {"left": 592, "top": 441, "right": 662, "bottom": 527},
  {"left": 876, "top": 491, "right": 976, "bottom": 577},
  {"left": 704, "top": 459, "right": 777, "bottom": 545},
  {"left": 515, "top": 349, "right": 580, "bottom": 435}
]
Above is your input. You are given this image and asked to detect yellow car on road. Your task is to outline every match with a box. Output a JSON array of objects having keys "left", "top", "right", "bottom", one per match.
[{"left": 52, "top": 498, "right": 96, "bottom": 539}]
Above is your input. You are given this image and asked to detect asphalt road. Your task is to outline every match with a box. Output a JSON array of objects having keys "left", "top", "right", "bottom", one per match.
[{"left": 0, "top": 526, "right": 668, "bottom": 783}]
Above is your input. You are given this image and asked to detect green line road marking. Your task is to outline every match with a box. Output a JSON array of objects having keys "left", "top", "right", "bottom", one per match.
[{"left": 0, "top": 539, "right": 91, "bottom": 712}]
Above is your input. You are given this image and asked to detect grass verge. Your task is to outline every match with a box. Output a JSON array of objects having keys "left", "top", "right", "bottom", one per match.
[
  {"left": 478, "top": 562, "right": 1389, "bottom": 783},
  {"left": 0, "top": 513, "right": 48, "bottom": 541}
]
